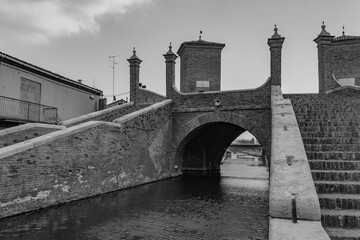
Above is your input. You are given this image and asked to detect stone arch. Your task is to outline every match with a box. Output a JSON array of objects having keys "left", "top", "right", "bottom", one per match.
[{"left": 174, "top": 111, "right": 271, "bottom": 171}]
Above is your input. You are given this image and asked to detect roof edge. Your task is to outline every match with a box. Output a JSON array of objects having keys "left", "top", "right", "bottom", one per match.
[
  {"left": 0, "top": 51, "right": 103, "bottom": 95},
  {"left": 177, "top": 39, "right": 225, "bottom": 56}
]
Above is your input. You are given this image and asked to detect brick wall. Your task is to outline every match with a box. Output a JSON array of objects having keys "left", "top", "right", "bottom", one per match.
[
  {"left": 284, "top": 89, "right": 360, "bottom": 152},
  {"left": 171, "top": 79, "right": 272, "bottom": 170},
  {"left": 0, "top": 127, "right": 59, "bottom": 148},
  {"left": 138, "top": 88, "right": 165, "bottom": 104},
  {"left": 62, "top": 103, "right": 141, "bottom": 127},
  {"left": 173, "top": 78, "right": 271, "bottom": 111},
  {"left": 0, "top": 100, "right": 176, "bottom": 218},
  {"left": 331, "top": 41, "right": 360, "bottom": 80},
  {"left": 316, "top": 37, "right": 360, "bottom": 92},
  {"left": 178, "top": 42, "right": 225, "bottom": 93}
]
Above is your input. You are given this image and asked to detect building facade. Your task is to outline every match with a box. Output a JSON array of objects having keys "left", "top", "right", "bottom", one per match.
[{"left": 0, "top": 51, "right": 103, "bottom": 127}]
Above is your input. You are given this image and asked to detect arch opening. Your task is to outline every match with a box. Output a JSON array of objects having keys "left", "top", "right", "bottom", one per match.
[{"left": 178, "top": 122, "right": 267, "bottom": 174}]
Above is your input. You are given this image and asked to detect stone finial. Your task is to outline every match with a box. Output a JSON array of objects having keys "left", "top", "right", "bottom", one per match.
[
  {"left": 165, "top": 42, "right": 175, "bottom": 55},
  {"left": 272, "top": 25, "right": 281, "bottom": 38},
  {"left": 163, "top": 42, "right": 177, "bottom": 99},
  {"left": 319, "top": 21, "right": 330, "bottom": 36},
  {"left": 129, "top": 47, "right": 140, "bottom": 60}
]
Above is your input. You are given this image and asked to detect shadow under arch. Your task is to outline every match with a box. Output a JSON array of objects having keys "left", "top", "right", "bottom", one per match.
[{"left": 174, "top": 111, "right": 271, "bottom": 172}]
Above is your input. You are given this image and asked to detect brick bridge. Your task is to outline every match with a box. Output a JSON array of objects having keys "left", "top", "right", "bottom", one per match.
[{"left": 2, "top": 24, "right": 360, "bottom": 239}]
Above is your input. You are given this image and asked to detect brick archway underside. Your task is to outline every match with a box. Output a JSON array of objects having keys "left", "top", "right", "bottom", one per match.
[{"left": 173, "top": 111, "right": 271, "bottom": 171}]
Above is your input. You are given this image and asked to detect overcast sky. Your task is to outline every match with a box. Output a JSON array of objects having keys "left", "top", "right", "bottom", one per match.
[{"left": 0, "top": 0, "right": 359, "bottom": 102}]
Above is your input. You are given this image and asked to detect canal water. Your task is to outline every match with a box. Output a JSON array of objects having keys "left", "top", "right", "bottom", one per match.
[{"left": 0, "top": 157, "right": 269, "bottom": 240}]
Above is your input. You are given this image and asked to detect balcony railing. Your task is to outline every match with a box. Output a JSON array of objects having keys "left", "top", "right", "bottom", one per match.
[{"left": 0, "top": 96, "right": 58, "bottom": 124}]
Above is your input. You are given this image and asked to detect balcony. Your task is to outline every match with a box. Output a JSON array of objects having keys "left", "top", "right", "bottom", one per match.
[{"left": 0, "top": 96, "right": 58, "bottom": 124}]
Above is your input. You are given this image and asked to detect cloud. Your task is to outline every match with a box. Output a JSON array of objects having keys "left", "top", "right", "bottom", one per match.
[{"left": 0, "top": 0, "right": 150, "bottom": 45}]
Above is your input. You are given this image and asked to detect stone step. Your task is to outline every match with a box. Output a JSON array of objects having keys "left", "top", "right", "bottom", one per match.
[
  {"left": 299, "top": 122, "right": 360, "bottom": 127},
  {"left": 301, "top": 132, "right": 360, "bottom": 138},
  {"left": 318, "top": 194, "right": 360, "bottom": 210},
  {"left": 303, "top": 138, "right": 360, "bottom": 145},
  {"left": 314, "top": 181, "right": 360, "bottom": 194},
  {"left": 307, "top": 152, "right": 360, "bottom": 161},
  {"left": 305, "top": 144, "right": 360, "bottom": 152},
  {"left": 309, "top": 160, "right": 360, "bottom": 171},
  {"left": 321, "top": 209, "right": 360, "bottom": 229},
  {"left": 300, "top": 126, "right": 360, "bottom": 133},
  {"left": 312, "top": 170, "right": 360, "bottom": 181},
  {"left": 325, "top": 227, "right": 360, "bottom": 240}
]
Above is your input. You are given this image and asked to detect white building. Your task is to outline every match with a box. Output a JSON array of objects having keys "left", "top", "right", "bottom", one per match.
[{"left": 0, "top": 51, "right": 104, "bottom": 128}]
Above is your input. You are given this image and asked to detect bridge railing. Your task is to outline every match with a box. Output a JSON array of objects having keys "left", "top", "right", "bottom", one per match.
[{"left": 0, "top": 96, "right": 58, "bottom": 124}]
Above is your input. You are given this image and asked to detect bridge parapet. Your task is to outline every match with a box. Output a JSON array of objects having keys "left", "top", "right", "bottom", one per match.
[{"left": 172, "top": 77, "right": 271, "bottom": 112}]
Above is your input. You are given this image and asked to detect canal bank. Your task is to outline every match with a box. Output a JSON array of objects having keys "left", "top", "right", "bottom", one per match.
[{"left": 0, "top": 157, "right": 269, "bottom": 240}]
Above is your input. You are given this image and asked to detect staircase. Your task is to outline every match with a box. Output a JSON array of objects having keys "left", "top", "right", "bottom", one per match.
[{"left": 286, "top": 92, "right": 360, "bottom": 240}]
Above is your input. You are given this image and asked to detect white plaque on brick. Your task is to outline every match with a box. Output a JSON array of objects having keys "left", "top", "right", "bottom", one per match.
[
  {"left": 338, "top": 78, "right": 355, "bottom": 86},
  {"left": 196, "top": 81, "right": 210, "bottom": 88}
]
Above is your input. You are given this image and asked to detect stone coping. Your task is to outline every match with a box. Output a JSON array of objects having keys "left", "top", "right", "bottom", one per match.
[
  {"left": 270, "top": 86, "right": 321, "bottom": 221},
  {"left": 325, "top": 85, "right": 360, "bottom": 94},
  {"left": 269, "top": 86, "right": 329, "bottom": 239},
  {"left": 0, "top": 121, "right": 102, "bottom": 160},
  {"left": 113, "top": 99, "right": 172, "bottom": 124},
  {"left": 269, "top": 218, "right": 330, "bottom": 240},
  {"left": 172, "top": 77, "right": 271, "bottom": 96},
  {"left": 0, "top": 123, "right": 65, "bottom": 137},
  {"left": 61, "top": 102, "right": 134, "bottom": 126}
]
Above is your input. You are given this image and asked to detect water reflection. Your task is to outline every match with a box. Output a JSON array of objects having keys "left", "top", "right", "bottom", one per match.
[{"left": 0, "top": 158, "right": 269, "bottom": 240}]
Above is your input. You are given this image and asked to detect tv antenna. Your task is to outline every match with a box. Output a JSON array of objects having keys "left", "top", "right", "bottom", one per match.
[{"left": 109, "top": 54, "right": 121, "bottom": 102}]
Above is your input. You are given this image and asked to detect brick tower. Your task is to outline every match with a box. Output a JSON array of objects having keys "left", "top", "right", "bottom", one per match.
[
  {"left": 315, "top": 22, "right": 360, "bottom": 92},
  {"left": 177, "top": 34, "right": 225, "bottom": 93}
]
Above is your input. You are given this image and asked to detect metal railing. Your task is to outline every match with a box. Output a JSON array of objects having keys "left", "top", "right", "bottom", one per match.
[{"left": 0, "top": 96, "right": 58, "bottom": 124}]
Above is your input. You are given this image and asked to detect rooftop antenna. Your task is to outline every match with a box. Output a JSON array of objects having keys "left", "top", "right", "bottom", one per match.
[{"left": 109, "top": 54, "right": 121, "bottom": 102}]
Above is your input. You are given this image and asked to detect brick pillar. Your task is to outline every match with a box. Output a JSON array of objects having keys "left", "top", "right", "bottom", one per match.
[
  {"left": 127, "top": 48, "right": 142, "bottom": 104},
  {"left": 163, "top": 43, "right": 178, "bottom": 99},
  {"left": 313, "top": 22, "right": 335, "bottom": 93},
  {"left": 268, "top": 25, "right": 285, "bottom": 86}
]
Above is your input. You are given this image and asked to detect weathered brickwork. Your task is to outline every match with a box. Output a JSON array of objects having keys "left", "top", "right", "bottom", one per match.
[
  {"left": 331, "top": 41, "right": 360, "bottom": 82},
  {"left": 62, "top": 103, "right": 142, "bottom": 127},
  {"left": 0, "top": 101, "right": 175, "bottom": 218},
  {"left": 314, "top": 23, "right": 360, "bottom": 93},
  {"left": 0, "top": 127, "right": 59, "bottom": 149},
  {"left": 285, "top": 88, "right": 360, "bottom": 239},
  {"left": 268, "top": 27, "right": 285, "bottom": 86},
  {"left": 171, "top": 79, "right": 272, "bottom": 171},
  {"left": 138, "top": 88, "right": 165, "bottom": 104},
  {"left": 163, "top": 45, "right": 177, "bottom": 99},
  {"left": 177, "top": 41, "right": 225, "bottom": 93},
  {"left": 128, "top": 50, "right": 142, "bottom": 103},
  {"left": 173, "top": 109, "right": 271, "bottom": 171},
  {"left": 172, "top": 78, "right": 271, "bottom": 111}
]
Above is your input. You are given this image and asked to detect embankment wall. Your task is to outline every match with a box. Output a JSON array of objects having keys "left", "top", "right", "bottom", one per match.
[{"left": 0, "top": 100, "right": 176, "bottom": 218}]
